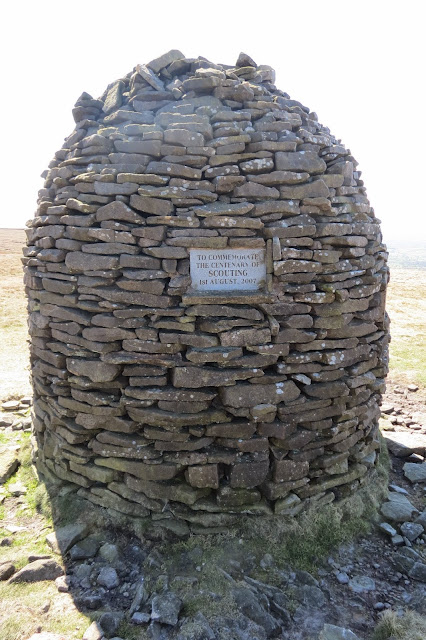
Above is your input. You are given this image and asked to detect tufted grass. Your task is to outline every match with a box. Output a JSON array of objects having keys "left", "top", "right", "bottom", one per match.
[{"left": 372, "top": 609, "right": 426, "bottom": 640}]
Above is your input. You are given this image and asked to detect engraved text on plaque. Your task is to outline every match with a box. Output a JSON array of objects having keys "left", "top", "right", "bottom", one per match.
[{"left": 189, "top": 248, "right": 266, "bottom": 292}]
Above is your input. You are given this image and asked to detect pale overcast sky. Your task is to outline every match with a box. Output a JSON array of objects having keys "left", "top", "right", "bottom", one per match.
[{"left": 1, "top": 0, "right": 424, "bottom": 246}]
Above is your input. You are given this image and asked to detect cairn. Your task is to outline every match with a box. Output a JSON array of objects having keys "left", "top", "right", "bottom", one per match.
[{"left": 24, "top": 50, "right": 389, "bottom": 531}]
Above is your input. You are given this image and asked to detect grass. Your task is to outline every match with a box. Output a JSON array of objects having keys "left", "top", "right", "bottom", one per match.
[
  {"left": 0, "top": 582, "right": 94, "bottom": 640},
  {"left": 0, "top": 229, "right": 30, "bottom": 400},
  {"left": 386, "top": 267, "right": 426, "bottom": 387},
  {"left": 0, "top": 432, "right": 10, "bottom": 445},
  {"left": 372, "top": 609, "right": 426, "bottom": 640},
  {"left": 3, "top": 434, "right": 51, "bottom": 519},
  {"left": 242, "top": 439, "right": 389, "bottom": 574}
]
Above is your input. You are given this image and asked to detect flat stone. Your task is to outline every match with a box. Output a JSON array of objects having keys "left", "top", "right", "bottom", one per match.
[
  {"left": 183, "top": 76, "right": 222, "bottom": 91},
  {"left": 97, "top": 566, "right": 119, "bottom": 588},
  {"left": 172, "top": 365, "right": 263, "bottom": 388},
  {"left": 103, "top": 80, "right": 124, "bottom": 114},
  {"left": 220, "top": 328, "right": 271, "bottom": 347},
  {"left": 136, "top": 63, "right": 165, "bottom": 90},
  {"left": 147, "top": 161, "right": 202, "bottom": 180},
  {"left": 94, "top": 180, "right": 139, "bottom": 195},
  {"left": 391, "top": 485, "right": 411, "bottom": 499},
  {"left": 320, "top": 624, "right": 360, "bottom": 640},
  {"left": 233, "top": 182, "right": 280, "bottom": 199},
  {"left": 403, "top": 462, "right": 426, "bottom": 483},
  {"left": 400, "top": 521, "right": 424, "bottom": 541},
  {"left": 409, "top": 562, "right": 426, "bottom": 582},
  {"left": 66, "top": 358, "right": 121, "bottom": 382},
  {"left": 408, "top": 383, "right": 419, "bottom": 392},
  {"left": 151, "top": 592, "right": 182, "bottom": 625},
  {"left": 131, "top": 611, "right": 151, "bottom": 624},
  {"left": 217, "top": 485, "right": 261, "bottom": 507},
  {"left": 69, "top": 536, "right": 101, "bottom": 561},
  {"left": 95, "top": 457, "right": 178, "bottom": 480},
  {"left": 8, "top": 558, "right": 63, "bottom": 583},
  {"left": 99, "top": 612, "right": 124, "bottom": 637},
  {"left": 384, "top": 431, "right": 426, "bottom": 457},
  {"left": 273, "top": 459, "right": 309, "bottom": 482},
  {"left": 148, "top": 49, "right": 185, "bottom": 73},
  {"left": 230, "top": 460, "right": 269, "bottom": 489},
  {"left": 381, "top": 403, "right": 395, "bottom": 414},
  {"left": 220, "top": 381, "right": 300, "bottom": 408},
  {"left": 164, "top": 128, "right": 205, "bottom": 147},
  {"left": 55, "top": 574, "right": 71, "bottom": 592},
  {"left": 130, "top": 194, "right": 174, "bottom": 215},
  {"left": 126, "top": 474, "right": 210, "bottom": 505},
  {"left": 393, "top": 547, "right": 422, "bottom": 573},
  {"left": 0, "top": 561, "right": 15, "bottom": 580},
  {"left": 0, "top": 447, "right": 19, "bottom": 483},
  {"left": 186, "top": 464, "right": 219, "bottom": 489},
  {"left": 276, "top": 151, "right": 326, "bottom": 174},
  {"left": 280, "top": 180, "right": 330, "bottom": 199},
  {"left": 65, "top": 252, "right": 119, "bottom": 272},
  {"left": 348, "top": 575, "right": 376, "bottom": 593},
  {"left": 379, "top": 522, "right": 397, "bottom": 537},
  {"left": 26, "top": 635, "right": 68, "bottom": 640},
  {"left": 415, "top": 509, "right": 426, "bottom": 529},
  {"left": 1, "top": 400, "right": 20, "bottom": 411},
  {"left": 127, "top": 406, "right": 228, "bottom": 429},
  {"left": 82, "top": 621, "right": 103, "bottom": 640},
  {"left": 98, "top": 542, "right": 119, "bottom": 563},
  {"left": 8, "top": 481, "right": 26, "bottom": 496},
  {"left": 46, "top": 523, "right": 89, "bottom": 555},
  {"left": 232, "top": 587, "right": 281, "bottom": 637},
  {"left": 295, "top": 463, "right": 367, "bottom": 499},
  {"left": 194, "top": 202, "right": 255, "bottom": 218},
  {"left": 95, "top": 200, "right": 145, "bottom": 224},
  {"left": 380, "top": 494, "right": 418, "bottom": 522}
]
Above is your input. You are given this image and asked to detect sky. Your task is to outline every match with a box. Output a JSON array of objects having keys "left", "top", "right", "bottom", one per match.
[{"left": 1, "top": 0, "right": 424, "bottom": 246}]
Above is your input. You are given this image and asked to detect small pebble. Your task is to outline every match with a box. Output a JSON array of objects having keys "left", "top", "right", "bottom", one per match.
[
  {"left": 336, "top": 571, "right": 349, "bottom": 584},
  {"left": 407, "top": 384, "right": 418, "bottom": 392}
]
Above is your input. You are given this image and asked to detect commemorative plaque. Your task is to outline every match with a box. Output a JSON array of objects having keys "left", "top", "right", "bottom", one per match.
[{"left": 189, "top": 248, "right": 266, "bottom": 292}]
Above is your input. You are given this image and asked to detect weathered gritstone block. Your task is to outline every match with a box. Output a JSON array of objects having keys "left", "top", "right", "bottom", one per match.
[{"left": 25, "top": 51, "right": 389, "bottom": 530}]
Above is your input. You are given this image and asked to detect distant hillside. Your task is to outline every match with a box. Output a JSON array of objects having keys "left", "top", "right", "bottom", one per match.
[{"left": 387, "top": 243, "right": 426, "bottom": 270}]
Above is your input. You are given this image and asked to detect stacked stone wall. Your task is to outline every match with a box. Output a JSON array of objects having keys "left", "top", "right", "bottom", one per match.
[{"left": 24, "top": 50, "right": 390, "bottom": 530}]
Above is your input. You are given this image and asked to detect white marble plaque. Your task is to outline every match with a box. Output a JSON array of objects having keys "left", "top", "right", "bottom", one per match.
[{"left": 189, "top": 248, "right": 266, "bottom": 292}]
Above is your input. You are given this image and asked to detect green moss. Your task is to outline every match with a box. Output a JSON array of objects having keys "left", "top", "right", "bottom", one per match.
[
  {"left": 183, "top": 591, "right": 238, "bottom": 618},
  {"left": 0, "top": 432, "right": 11, "bottom": 445},
  {"left": 116, "top": 621, "right": 149, "bottom": 640},
  {"left": 27, "top": 482, "right": 53, "bottom": 521},
  {"left": 50, "top": 492, "right": 91, "bottom": 527},
  {"left": 241, "top": 462, "right": 387, "bottom": 575}
]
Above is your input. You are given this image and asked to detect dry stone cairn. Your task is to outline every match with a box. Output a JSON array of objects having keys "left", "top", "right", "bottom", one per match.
[{"left": 24, "top": 50, "right": 390, "bottom": 531}]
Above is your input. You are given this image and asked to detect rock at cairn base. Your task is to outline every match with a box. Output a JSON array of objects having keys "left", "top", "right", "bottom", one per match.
[{"left": 25, "top": 50, "right": 390, "bottom": 530}]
